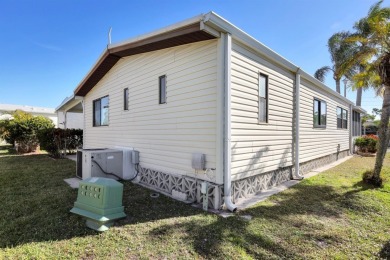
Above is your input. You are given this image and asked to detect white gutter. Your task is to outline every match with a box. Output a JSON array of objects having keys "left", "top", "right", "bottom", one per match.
[
  {"left": 352, "top": 105, "right": 367, "bottom": 114},
  {"left": 293, "top": 69, "right": 304, "bottom": 179},
  {"left": 222, "top": 32, "right": 237, "bottom": 212},
  {"left": 56, "top": 94, "right": 84, "bottom": 113}
]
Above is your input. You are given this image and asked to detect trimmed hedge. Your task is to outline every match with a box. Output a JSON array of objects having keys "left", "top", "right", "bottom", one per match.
[{"left": 38, "top": 128, "right": 83, "bottom": 158}]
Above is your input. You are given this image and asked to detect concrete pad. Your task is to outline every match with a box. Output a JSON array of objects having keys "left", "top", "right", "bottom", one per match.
[
  {"left": 235, "top": 155, "right": 354, "bottom": 210},
  {"left": 64, "top": 178, "right": 81, "bottom": 189},
  {"left": 66, "top": 155, "right": 77, "bottom": 162}
]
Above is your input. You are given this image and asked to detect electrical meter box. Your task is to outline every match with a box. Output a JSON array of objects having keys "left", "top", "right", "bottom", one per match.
[{"left": 70, "top": 177, "right": 126, "bottom": 231}]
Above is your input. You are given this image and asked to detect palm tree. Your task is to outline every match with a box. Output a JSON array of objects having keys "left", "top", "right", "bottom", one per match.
[
  {"left": 346, "top": 0, "right": 390, "bottom": 185},
  {"left": 351, "top": 15, "right": 378, "bottom": 106},
  {"left": 314, "top": 32, "right": 357, "bottom": 93}
]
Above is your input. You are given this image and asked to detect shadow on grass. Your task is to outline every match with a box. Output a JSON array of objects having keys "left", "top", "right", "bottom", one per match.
[
  {"left": 0, "top": 155, "right": 201, "bottom": 248},
  {"left": 379, "top": 241, "right": 390, "bottom": 258},
  {"left": 146, "top": 180, "right": 384, "bottom": 258},
  {"left": 148, "top": 216, "right": 300, "bottom": 259},
  {"left": 1, "top": 153, "right": 385, "bottom": 258}
]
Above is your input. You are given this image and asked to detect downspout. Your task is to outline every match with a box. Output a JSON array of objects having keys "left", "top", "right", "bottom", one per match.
[
  {"left": 81, "top": 99, "right": 85, "bottom": 149},
  {"left": 64, "top": 111, "right": 67, "bottom": 129},
  {"left": 293, "top": 68, "right": 304, "bottom": 179},
  {"left": 63, "top": 111, "right": 68, "bottom": 157},
  {"left": 349, "top": 104, "right": 353, "bottom": 154},
  {"left": 223, "top": 32, "right": 237, "bottom": 212}
]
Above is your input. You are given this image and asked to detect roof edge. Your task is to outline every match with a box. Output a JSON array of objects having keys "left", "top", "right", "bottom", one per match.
[
  {"left": 352, "top": 106, "right": 367, "bottom": 114},
  {"left": 203, "top": 12, "right": 355, "bottom": 106},
  {"left": 73, "top": 13, "right": 210, "bottom": 97},
  {"left": 108, "top": 14, "right": 204, "bottom": 50},
  {"left": 55, "top": 94, "right": 83, "bottom": 112}
]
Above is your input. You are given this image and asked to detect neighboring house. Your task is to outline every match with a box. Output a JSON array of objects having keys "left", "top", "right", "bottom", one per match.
[
  {"left": 362, "top": 119, "right": 378, "bottom": 135},
  {"left": 0, "top": 104, "right": 58, "bottom": 127},
  {"left": 71, "top": 12, "right": 365, "bottom": 210},
  {"left": 56, "top": 95, "right": 84, "bottom": 129}
]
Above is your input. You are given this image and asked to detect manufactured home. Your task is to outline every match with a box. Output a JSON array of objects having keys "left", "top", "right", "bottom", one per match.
[
  {"left": 0, "top": 104, "right": 58, "bottom": 126},
  {"left": 67, "top": 12, "right": 364, "bottom": 210}
]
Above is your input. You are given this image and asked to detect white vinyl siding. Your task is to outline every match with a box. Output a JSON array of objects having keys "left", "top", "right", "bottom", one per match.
[
  {"left": 230, "top": 42, "right": 295, "bottom": 181},
  {"left": 299, "top": 78, "right": 350, "bottom": 163},
  {"left": 84, "top": 40, "right": 218, "bottom": 181}
]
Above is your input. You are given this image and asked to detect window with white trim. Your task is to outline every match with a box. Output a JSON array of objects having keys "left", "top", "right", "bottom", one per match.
[{"left": 93, "top": 96, "right": 109, "bottom": 126}]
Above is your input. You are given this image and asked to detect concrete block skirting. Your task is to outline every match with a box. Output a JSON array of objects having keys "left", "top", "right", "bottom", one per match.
[{"left": 136, "top": 150, "right": 350, "bottom": 210}]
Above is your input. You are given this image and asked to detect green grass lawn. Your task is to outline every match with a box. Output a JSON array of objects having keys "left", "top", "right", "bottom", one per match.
[{"left": 1, "top": 148, "right": 390, "bottom": 259}]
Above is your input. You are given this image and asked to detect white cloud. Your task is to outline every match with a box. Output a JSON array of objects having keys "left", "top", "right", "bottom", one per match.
[{"left": 32, "top": 41, "right": 62, "bottom": 51}]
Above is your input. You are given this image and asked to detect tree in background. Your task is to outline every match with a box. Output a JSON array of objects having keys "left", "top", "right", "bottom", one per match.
[
  {"left": 372, "top": 108, "right": 383, "bottom": 117},
  {"left": 314, "top": 32, "right": 358, "bottom": 93},
  {"left": 345, "top": 0, "right": 390, "bottom": 185},
  {"left": 0, "top": 110, "right": 54, "bottom": 153}
]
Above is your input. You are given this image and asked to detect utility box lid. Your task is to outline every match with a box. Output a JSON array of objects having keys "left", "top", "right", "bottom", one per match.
[{"left": 70, "top": 177, "right": 126, "bottom": 228}]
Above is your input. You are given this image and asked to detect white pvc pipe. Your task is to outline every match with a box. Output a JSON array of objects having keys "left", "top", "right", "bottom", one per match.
[
  {"left": 294, "top": 69, "right": 304, "bottom": 179},
  {"left": 223, "top": 33, "right": 237, "bottom": 212}
]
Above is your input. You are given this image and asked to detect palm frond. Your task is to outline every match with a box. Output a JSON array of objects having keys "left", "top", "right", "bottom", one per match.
[
  {"left": 314, "top": 66, "right": 332, "bottom": 82},
  {"left": 375, "top": 85, "right": 385, "bottom": 98},
  {"left": 352, "top": 64, "right": 381, "bottom": 90}
]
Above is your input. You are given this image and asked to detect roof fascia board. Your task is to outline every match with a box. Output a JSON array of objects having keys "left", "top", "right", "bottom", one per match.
[
  {"left": 73, "top": 50, "right": 111, "bottom": 96},
  {"left": 352, "top": 106, "right": 367, "bottom": 114},
  {"left": 108, "top": 14, "right": 204, "bottom": 50},
  {"left": 55, "top": 95, "right": 74, "bottom": 111},
  {"left": 200, "top": 22, "right": 221, "bottom": 38},
  {"left": 203, "top": 12, "right": 354, "bottom": 105},
  {"left": 56, "top": 94, "right": 83, "bottom": 112},
  {"left": 73, "top": 14, "right": 206, "bottom": 96},
  {"left": 109, "top": 23, "right": 202, "bottom": 55}
]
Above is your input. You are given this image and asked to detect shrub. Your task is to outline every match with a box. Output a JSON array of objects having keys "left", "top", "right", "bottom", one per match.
[
  {"left": 38, "top": 128, "right": 83, "bottom": 158},
  {"left": 355, "top": 135, "right": 378, "bottom": 153},
  {"left": 0, "top": 110, "right": 54, "bottom": 153}
]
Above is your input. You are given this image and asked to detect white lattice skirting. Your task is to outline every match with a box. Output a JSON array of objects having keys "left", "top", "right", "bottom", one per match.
[
  {"left": 136, "top": 150, "right": 349, "bottom": 209},
  {"left": 231, "top": 150, "right": 350, "bottom": 203}
]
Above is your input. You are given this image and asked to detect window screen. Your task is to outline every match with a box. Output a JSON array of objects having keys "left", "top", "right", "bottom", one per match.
[{"left": 124, "top": 88, "right": 129, "bottom": 110}]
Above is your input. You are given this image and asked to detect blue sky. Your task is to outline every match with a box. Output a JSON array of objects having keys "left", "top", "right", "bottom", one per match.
[{"left": 0, "top": 0, "right": 383, "bottom": 115}]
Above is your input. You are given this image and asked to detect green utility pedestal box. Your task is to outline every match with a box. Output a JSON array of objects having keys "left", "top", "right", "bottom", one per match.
[{"left": 70, "top": 177, "right": 126, "bottom": 231}]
